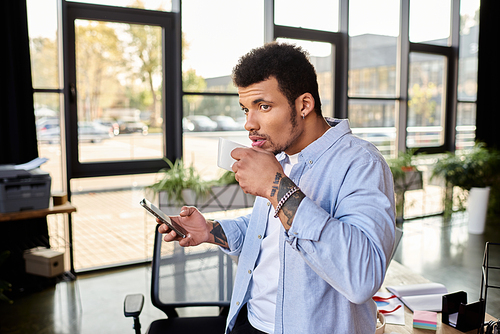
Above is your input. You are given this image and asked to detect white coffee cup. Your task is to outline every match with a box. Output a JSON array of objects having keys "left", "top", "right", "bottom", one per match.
[{"left": 217, "top": 138, "right": 247, "bottom": 171}]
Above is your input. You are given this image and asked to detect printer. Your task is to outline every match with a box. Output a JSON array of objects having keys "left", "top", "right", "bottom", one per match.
[{"left": 0, "top": 165, "right": 52, "bottom": 213}]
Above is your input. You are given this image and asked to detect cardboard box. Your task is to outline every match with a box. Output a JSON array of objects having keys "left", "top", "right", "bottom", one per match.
[{"left": 23, "top": 247, "right": 64, "bottom": 277}]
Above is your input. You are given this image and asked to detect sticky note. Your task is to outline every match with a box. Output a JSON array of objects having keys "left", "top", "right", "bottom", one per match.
[{"left": 413, "top": 310, "right": 437, "bottom": 330}]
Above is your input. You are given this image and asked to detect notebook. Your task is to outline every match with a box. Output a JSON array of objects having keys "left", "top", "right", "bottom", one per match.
[{"left": 386, "top": 282, "right": 448, "bottom": 312}]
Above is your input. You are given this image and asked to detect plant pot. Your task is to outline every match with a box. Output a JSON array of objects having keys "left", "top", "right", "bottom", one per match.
[
  {"left": 467, "top": 186, "right": 490, "bottom": 234},
  {"left": 158, "top": 184, "right": 255, "bottom": 215},
  {"left": 394, "top": 170, "right": 423, "bottom": 193},
  {"left": 394, "top": 170, "right": 423, "bottom": 222}
]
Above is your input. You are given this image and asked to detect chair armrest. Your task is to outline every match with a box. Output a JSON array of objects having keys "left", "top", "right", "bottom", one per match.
[{"left": 124, "top": 294, "right": 145, "bottom": 318}]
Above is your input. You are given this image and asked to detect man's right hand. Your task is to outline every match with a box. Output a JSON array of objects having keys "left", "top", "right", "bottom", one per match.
[{"left": 158, "top": 206, "right": 228, "bottom": 248}]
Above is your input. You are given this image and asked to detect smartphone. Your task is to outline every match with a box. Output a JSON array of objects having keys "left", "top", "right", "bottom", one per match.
[{"left": 140, "top": 198, "right": 187, "bottom": 238}]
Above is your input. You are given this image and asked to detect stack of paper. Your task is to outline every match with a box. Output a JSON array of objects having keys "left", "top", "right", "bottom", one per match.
[
  {"left": 386, "top": 282, "right": 448, "bottom": 312},
  {"left": 413, "top": 310, "right": 437, "bottom": 330}
]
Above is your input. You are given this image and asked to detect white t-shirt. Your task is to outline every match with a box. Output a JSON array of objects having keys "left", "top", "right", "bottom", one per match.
[{"left": 247, "top": 153, "right": 299, "bottom": 333}]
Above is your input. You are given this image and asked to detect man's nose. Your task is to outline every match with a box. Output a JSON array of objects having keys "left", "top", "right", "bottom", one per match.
[{"left": 244, "top": 111, "right": 258, "bottom": 132}]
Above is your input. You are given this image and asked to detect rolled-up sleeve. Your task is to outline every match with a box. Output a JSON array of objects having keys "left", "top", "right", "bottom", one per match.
[{"left": 217, "top": 213, "right": 251, "bottom": 257}]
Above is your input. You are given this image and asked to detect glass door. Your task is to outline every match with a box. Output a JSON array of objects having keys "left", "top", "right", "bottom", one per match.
[
  {"left": 65, "top": 2, "right": 181, "bottom": 178},
  {"left": 64, "top": 2, "right": 181, "bottom": 270}
]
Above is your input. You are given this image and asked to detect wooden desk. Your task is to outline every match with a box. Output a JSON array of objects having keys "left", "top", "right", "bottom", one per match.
[
  {"left": 383, "top": 261, "right": 496, "bottom": 334},
  {"left": 0, "top": 202, "right": 76, "bottom": 222}
]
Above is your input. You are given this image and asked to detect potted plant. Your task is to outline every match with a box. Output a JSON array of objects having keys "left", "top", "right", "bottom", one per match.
[
  {"left": 431, "top": 142, "right": 500, "bottom": 233},
  {"left": 146, "top": 159, "right": 255, "bottom": 215},
  {"left": 387, "top": 149, "right": 423, "bottom": 223}
]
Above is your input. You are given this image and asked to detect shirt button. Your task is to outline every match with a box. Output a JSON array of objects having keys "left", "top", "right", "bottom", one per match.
[
  {"left": 308, "top": 160, "right": 313, "bottom": 164},
  {"left": 258, "top": 235, "right": 262, "bottom": 239},
  {"left": 248, "top": 269, "right": 252, "bottom": 274},
  {"left": 267, "top": 202, "right": 270, "bottom": 206},
  {"left": 236, "top": 301, "right": 240, "bottom": 306}
]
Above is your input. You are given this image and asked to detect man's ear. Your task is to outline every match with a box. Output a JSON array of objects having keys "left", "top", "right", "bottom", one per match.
[{"left": 296, "top": 92, "right": 315, "bottom": 118}]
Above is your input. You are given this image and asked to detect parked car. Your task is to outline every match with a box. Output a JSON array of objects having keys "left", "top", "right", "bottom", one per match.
[
  {"left": 79, "top": 121, "right": 115, "bottom": 142},
  {"left": 37, "top": 126, "right": 61, "bottom": 144},
  {"left": 182, "top": 118, "right": 195, "bottom": 132},
  {"left": 118, "top": 120, "right": 149, "bottom": 135},
  {"left": 36, "top": 117, "right": 59, "bottom": 132},
  {"left": 210, "top": 115, "right": 242, "bottom": 131},
  {"left": 37, "top": 121, "right": 114, "bottom": 144},
  {"left": 235, "top": 116, "right": 247, "bottom": 129},
  {"left": 186, "top": 115, "right": 218, "bottom": 132},
  {"left": 95, "top": 119, "right": 120, "bottom": 136}
]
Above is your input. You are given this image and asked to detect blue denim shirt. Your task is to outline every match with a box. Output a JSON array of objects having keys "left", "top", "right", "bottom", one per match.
[{"left": 218, "top": 119, "right": 396, "bottom": 334}]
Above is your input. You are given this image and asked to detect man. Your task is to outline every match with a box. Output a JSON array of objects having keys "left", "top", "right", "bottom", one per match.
[{"left": 159, "top": 42, "right": 396, "bottom": 333}]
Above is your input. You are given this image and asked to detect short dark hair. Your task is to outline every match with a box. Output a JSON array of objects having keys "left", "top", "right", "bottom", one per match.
[{"left": 232, "top": 42, "right": 322, "bottom": 116}]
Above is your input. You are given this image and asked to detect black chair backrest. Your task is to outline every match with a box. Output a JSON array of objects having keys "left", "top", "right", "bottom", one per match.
[{"left": 150, "top": 225, "right": 234, "bottom": 318}]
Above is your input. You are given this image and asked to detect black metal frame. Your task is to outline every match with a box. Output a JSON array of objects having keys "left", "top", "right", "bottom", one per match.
[
  {"left": 62, "top": 1, "right": 182, "bottom": 180},
  {"left": 478, "top": 242, "right": 500, "bottom": 334}
]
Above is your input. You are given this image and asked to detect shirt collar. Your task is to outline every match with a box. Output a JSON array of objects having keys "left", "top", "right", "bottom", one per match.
[{"left": 276, "top": 118, "right": 352, "bottom": 165}]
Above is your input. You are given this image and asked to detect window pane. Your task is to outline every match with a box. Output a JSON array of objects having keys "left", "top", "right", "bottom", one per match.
[
  {"left": 182, "top": 0, "right": 264, "bottom": 93},
  {"left": 66, "top": 0, "right": 172, "bottom": 11},
  {"left": 183, "top": 95, "right": 246, "bottom": 181},
  {"left": 348, "top": 100, "right": 396, "bottom": 158},
  {"left": 275, "top": 0, "right": 339, "bottom": 32},
  {"left": 456, "top": 102, "right": 476, "bottom": 150},
  {"left": 35, "top": 93, "right": 64, "bottom": 193},
  {"left": 27, "top": 0, "right": 59, "bottom": 89},
  {"left": 458, "top": 0, "right": 480, "bottom": 100},
  {"left": 349, "top": 0, "right": 399, "bottom": 37},
  {"left": 276, "top": 38, "right": 335, "bottom": 118},
  {"left": 75, "top": 20, "right": 163, "bottom": 162},
  {"left": 70, "top": 174, "right": 158, "bottom": 270},
  {"left": 348, "top": 0, "right": 398, "bottom": 98},
  {"left": 407, "top": 53, "right": 446, "bottom": 148},
  {"left": 410, "top": 0, "right": 451, "bottom": 46}
]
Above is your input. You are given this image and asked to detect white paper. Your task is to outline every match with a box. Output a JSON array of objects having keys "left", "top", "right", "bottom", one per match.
[
  {"left": 14, "top": 157, "right": 49, "bottom": 170},
  {"left": 448, "top": 312, "right": 459, "bottom": 326},
  {"left": 373, "top": 291, "right": 405, "bottom": 326},
  {"left": 386, "top": 282, "right": 447, "bottom": 297},
  {"left": 386, "top": 283, "right": 448, "bottom": 312},
  {"left": 401, "top": 293, "right": 445, "bottom": 312}
]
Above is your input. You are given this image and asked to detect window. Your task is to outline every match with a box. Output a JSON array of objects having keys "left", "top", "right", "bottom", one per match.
[
  {"left": 407, "top": 53, "right": 447, "bottom": 148},
  {"left": 26, "top": 0, "right": 480, "bottom": 270},
  {"left": 409, "top": 0, "right": 452, "bottom": 46},
  {"left": 456, "top": 0, "right": 480, "bottom": 150},
  {"left": 275, "top": 0, "right": 340, "bottom": 32},
  {"left": 181, "top": 0, "right": 265, "bottom": 180},
  {"left": 348, "top": 0, "right": 399, "bottom": 156}
]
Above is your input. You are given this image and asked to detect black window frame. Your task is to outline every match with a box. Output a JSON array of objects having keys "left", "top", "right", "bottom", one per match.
[{"left": 62, "top": 1, "right": 183, "bottom": 179}]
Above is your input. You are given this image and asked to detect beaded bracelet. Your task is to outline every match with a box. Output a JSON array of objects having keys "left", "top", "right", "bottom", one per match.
[{"left": 274, "top": 186, "right": 300, "bottom": 218}]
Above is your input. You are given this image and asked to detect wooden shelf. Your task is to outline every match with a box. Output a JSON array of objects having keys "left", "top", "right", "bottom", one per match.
[{"left": 0, "top": 202, "right": 76, "bottom": 222}]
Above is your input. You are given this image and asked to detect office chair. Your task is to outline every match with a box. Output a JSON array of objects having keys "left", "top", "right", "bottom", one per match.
[
  {"left": 390, "top": 227, "right": 403, "bottom": 262},
  {"left": 124, "top": 225, "right": 233, "bottom": 334}
]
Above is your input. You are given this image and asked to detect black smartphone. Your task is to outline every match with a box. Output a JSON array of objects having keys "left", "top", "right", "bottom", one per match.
[{"left": 140, "top": 198, "right": 187, "bottom": 238}]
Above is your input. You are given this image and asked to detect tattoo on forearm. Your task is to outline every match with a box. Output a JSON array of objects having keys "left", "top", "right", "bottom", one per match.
[
  {"left": 209, "top": 220, "right": 228, "bottom": 248},
  {"left": 270, "top": 172, "right": 283, "bottom": 198},
  {"left": 277, "top": 177, "right": 305, "bottom": 229}
]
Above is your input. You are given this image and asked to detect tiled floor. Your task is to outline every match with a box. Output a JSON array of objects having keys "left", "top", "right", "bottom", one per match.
[{"left": 1, "top": 212, "right": 499, "bottom": 333}]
